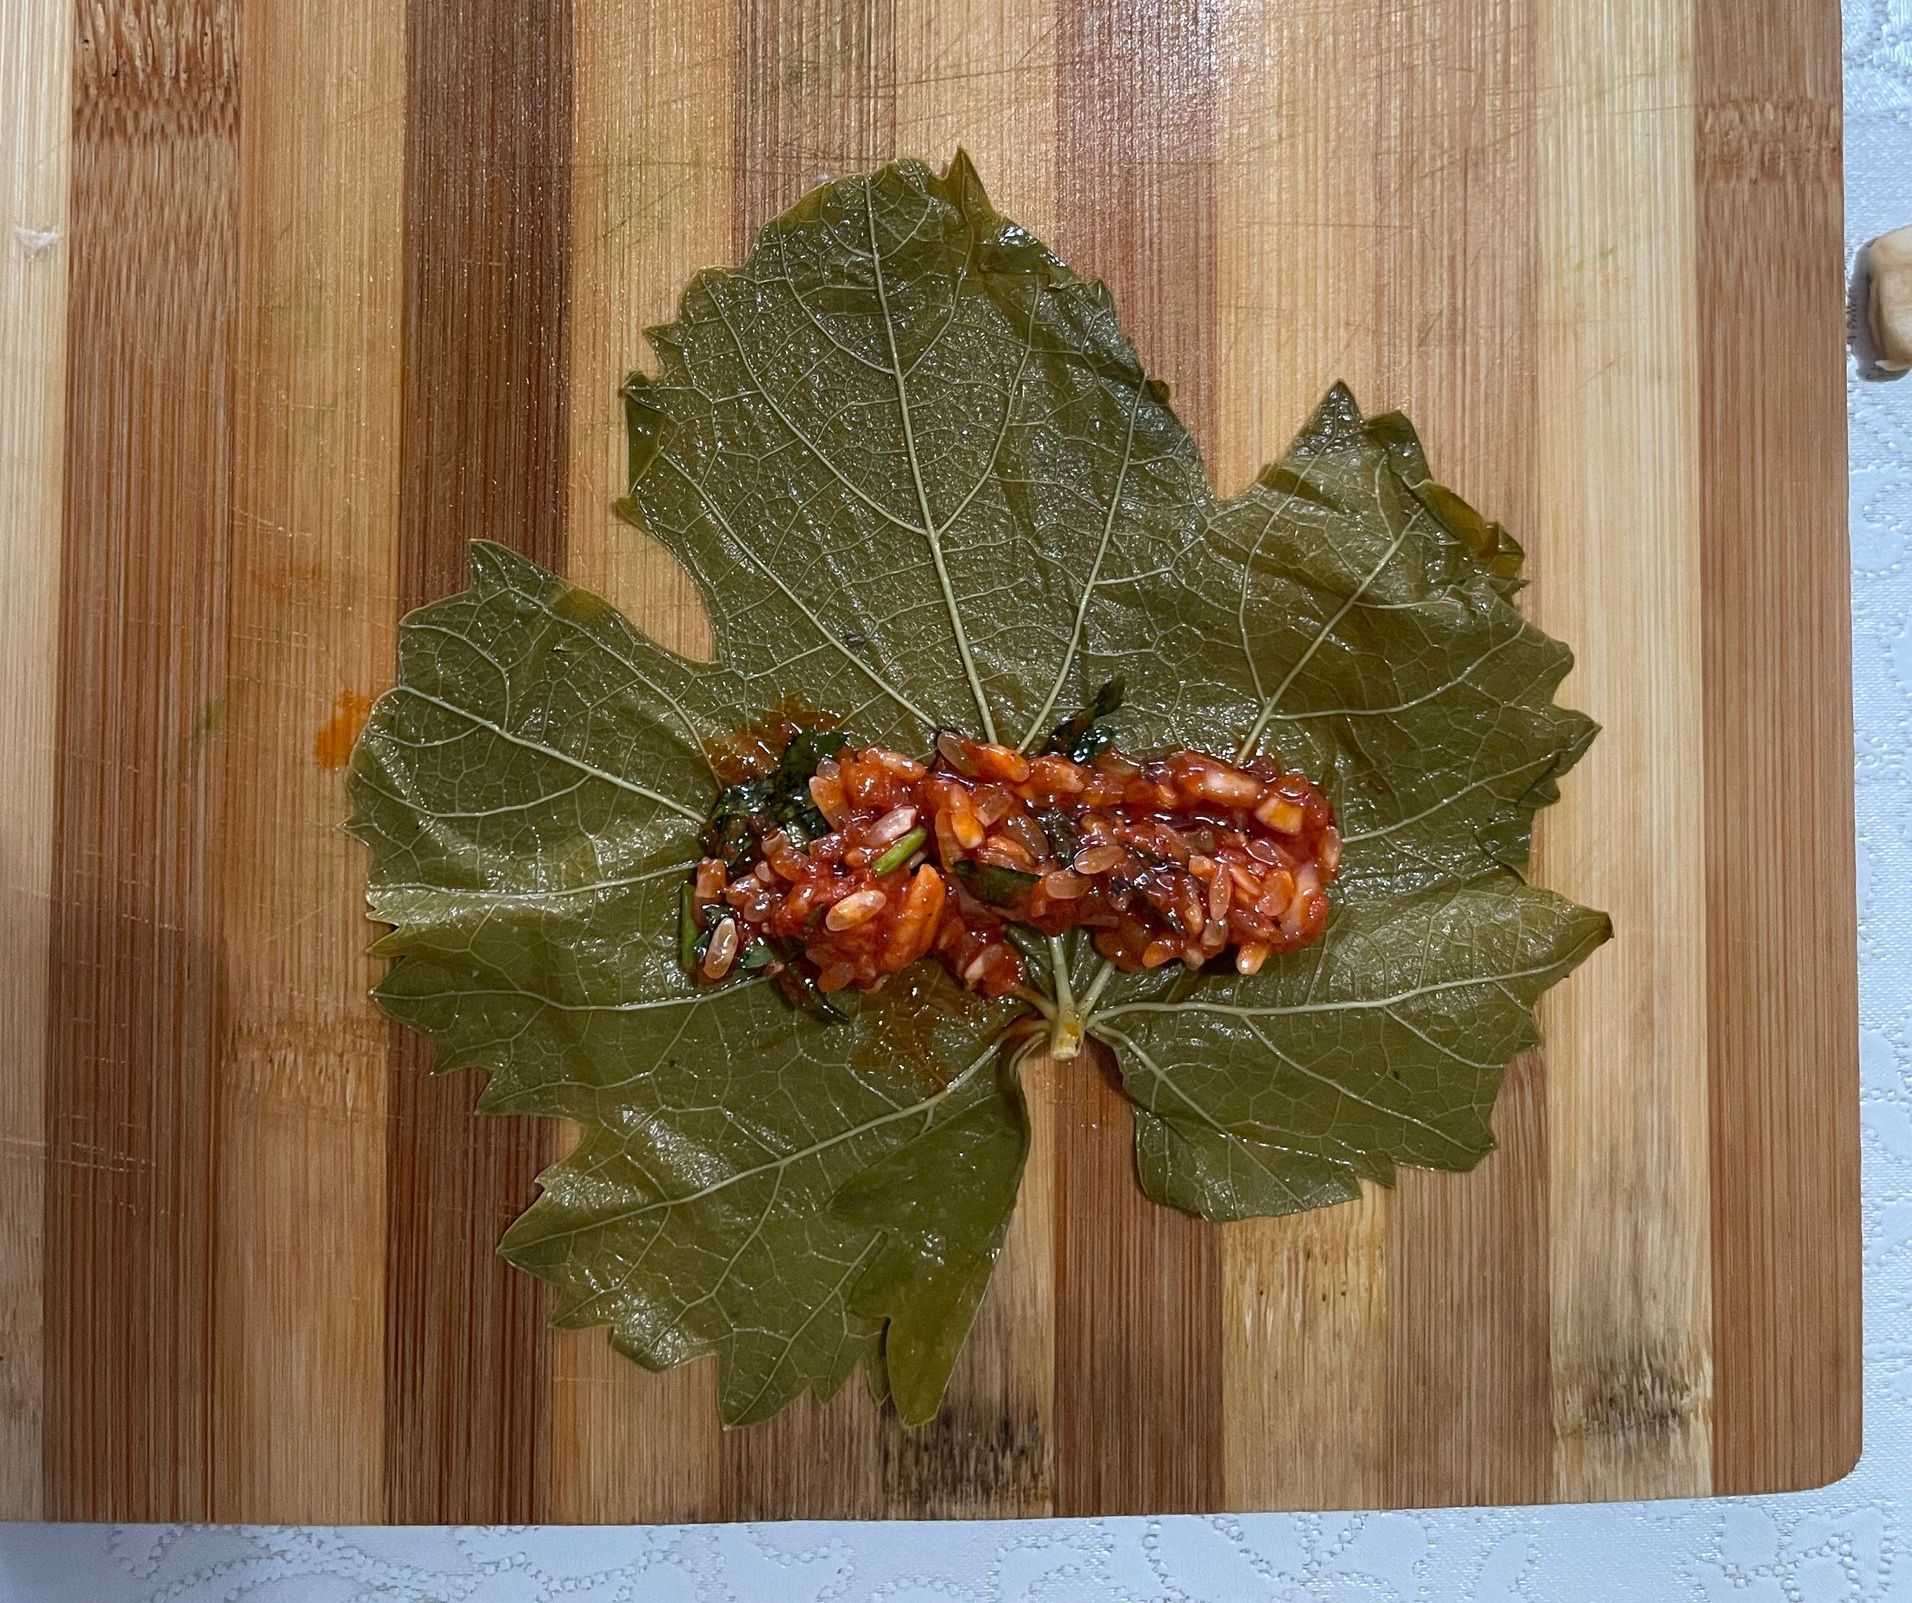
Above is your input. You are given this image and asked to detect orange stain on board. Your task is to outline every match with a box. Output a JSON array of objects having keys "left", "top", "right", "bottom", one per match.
[{"left": 313, "top": 690, "right": 374, "bottom": 770}]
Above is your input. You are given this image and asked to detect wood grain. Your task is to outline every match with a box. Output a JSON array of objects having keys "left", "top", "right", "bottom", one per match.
[
  {"left": 1212, "top": 0, "right": 1391, "bottom": 1513},
  {"left": 697, "top": 0, "right": 1073, "bottom": 1521},
  {"left": 732, "top": 0, "right": 897, "bottom": 257},
  {"left": 1049, "top": 0, "right": 1226, "bottom": 1518},
  {"left": 879, "top": 1068, "right": 1056, "bottom": 1516},
  {"left": 1695, "top": 0, "right": 1859, "bottom": 1495},
  {"left": 0, "top": 0, "right": 70, "bottom": 1525},
  {"left": 213, "top": 0, "right": 406, "bottom": 1519},
  {"left": 1374, "top": 0, "right": 1556, "bottom": 1511},
  {"left": 888, "top": 0, "right": 1063, "bottom": 1518},
  {"left": 0, "top": 0, "right": 1858, "bottom": 1522},
  {"left": 712, "top": 0, "right": 901, "bottom": 1523},
  {"left": 549, "top": 0, "right": 730, "bottom": 1525},
  {"left": 384, "top": 0, "right": 573, "bottom": 1523},
  {"left": 45, "top": 0, "right": 240, "bottom": 1520},
  {"left": 1533, "top": 0, "right": 1714, "bottom": 1502}
]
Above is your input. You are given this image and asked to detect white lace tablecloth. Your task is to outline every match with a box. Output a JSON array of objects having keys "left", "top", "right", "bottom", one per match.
[{"left": 4, "top": 2, "right": 1910, "bottom": 1597}]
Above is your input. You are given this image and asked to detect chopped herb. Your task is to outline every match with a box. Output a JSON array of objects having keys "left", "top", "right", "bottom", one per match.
[
  {"left": 1000, "top": 922, "right": 1046, "bottom": 964},
  {"left": 776, "top": 963, "right": 852, "bottom": 1023},
  {"left": 770, "top": 728, "right": 854, "bottom": 842},
  {"left": 954, "top": 860, "right": 1040, "bottom": 909},
  {"left": 703, "top": 728, "right": 854, "bottom": 868},
  {"left": 870, "top": 826, "right": 927, "bottom": 876},
  {"left": 1044, "top": 677, "right": 1125, "bottom": 763},
  {"left": 778, "top": 728, "right": 853, "bottom": 785},
  {"left": 1034, "top": 806, "right": 1078, "bottom": 863},
  {"left": 707, "top": 776, "right": 773, "bottom": 869},
  {"left": 678, "top": 883, "right": 701, "bottom": 973},
  {"left": 776, "top": 808, "right": 819, "bottom": 849}
]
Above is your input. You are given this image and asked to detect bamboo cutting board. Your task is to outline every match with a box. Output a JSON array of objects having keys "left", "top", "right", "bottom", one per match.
[{"left": 0, "top": 0, "right": 1858, "bottom": 1522}]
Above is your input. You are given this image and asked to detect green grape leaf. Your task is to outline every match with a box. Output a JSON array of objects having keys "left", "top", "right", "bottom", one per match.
[
  {"left": 1093, "top": 884, "right": 1610, "bottom": 1218},
  {"left": 348, "top": 152, "right": 1608, "bottom": 1428},
  {"left": 347, "top": 541, "right": 1022, "bottom": 1424}
]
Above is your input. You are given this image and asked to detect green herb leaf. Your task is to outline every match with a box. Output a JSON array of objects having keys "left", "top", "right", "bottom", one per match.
[
  {"left": 779, "top": 728, "right": 854, "bottom": 783},
  {"left": 706, "top": 778, "right": 771, "bottom": 869},
  {"left": 781, "top": 966, "right": 853, "bottom": 1023},
  {"left": 953, "top": 859, "right": 1041, "bottom": 909},
  {"left": 871, "top": 825, "right": 927, "bottom": 876},
  {"left": 1044, "top": 676, "right": 1126, "bottom": 763},
  {"left": 705, "top": 727, "right": 852, "bottom": 863},
  {"left": 1034, "top": 807, "right": 1080, "bottom": 863},
  {"left": 348, "top": 152, "right": 1607, "bottom": 1429},
  {"left": 677, "top": 883, "right": 701, "bottom": 974}
]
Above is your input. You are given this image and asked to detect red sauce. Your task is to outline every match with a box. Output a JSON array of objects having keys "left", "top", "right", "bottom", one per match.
[
  {"left": 688, "top": 731, "right": 1341, "bottom": 1003},
  {"left": 703, "top": 694, "right": 841, "bottom": 785}
]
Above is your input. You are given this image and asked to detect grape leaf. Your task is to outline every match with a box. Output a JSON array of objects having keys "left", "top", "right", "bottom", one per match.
[
  {"left": 347, "top": 542, "right": 1022, "bottom": 1425},
  {"left": 1094, "top": 884, "right": 1609, "bottom": 1216},
  {"left": 348, "top": 152, "right": 1608, "bottom": 1428},
  {"left": 834, "top": 1042, "right": 1032, "bottom": 1424}
]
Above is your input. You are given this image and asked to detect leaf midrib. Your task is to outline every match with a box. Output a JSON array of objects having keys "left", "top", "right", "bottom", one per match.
[{"left": 863, "top": 176, "right": 998, "bottom": 742}]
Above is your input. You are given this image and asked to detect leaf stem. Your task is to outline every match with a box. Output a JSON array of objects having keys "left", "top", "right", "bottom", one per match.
[
  {"left": 1045, "top": 935, "right": 1084, "bottom": 1059},
  {"left": 1078, "top": 957, "right": 1116, "bottom": 1022},
  {"left": 1013, "top": 985, "right": 1056, "bottom": 1020}
]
